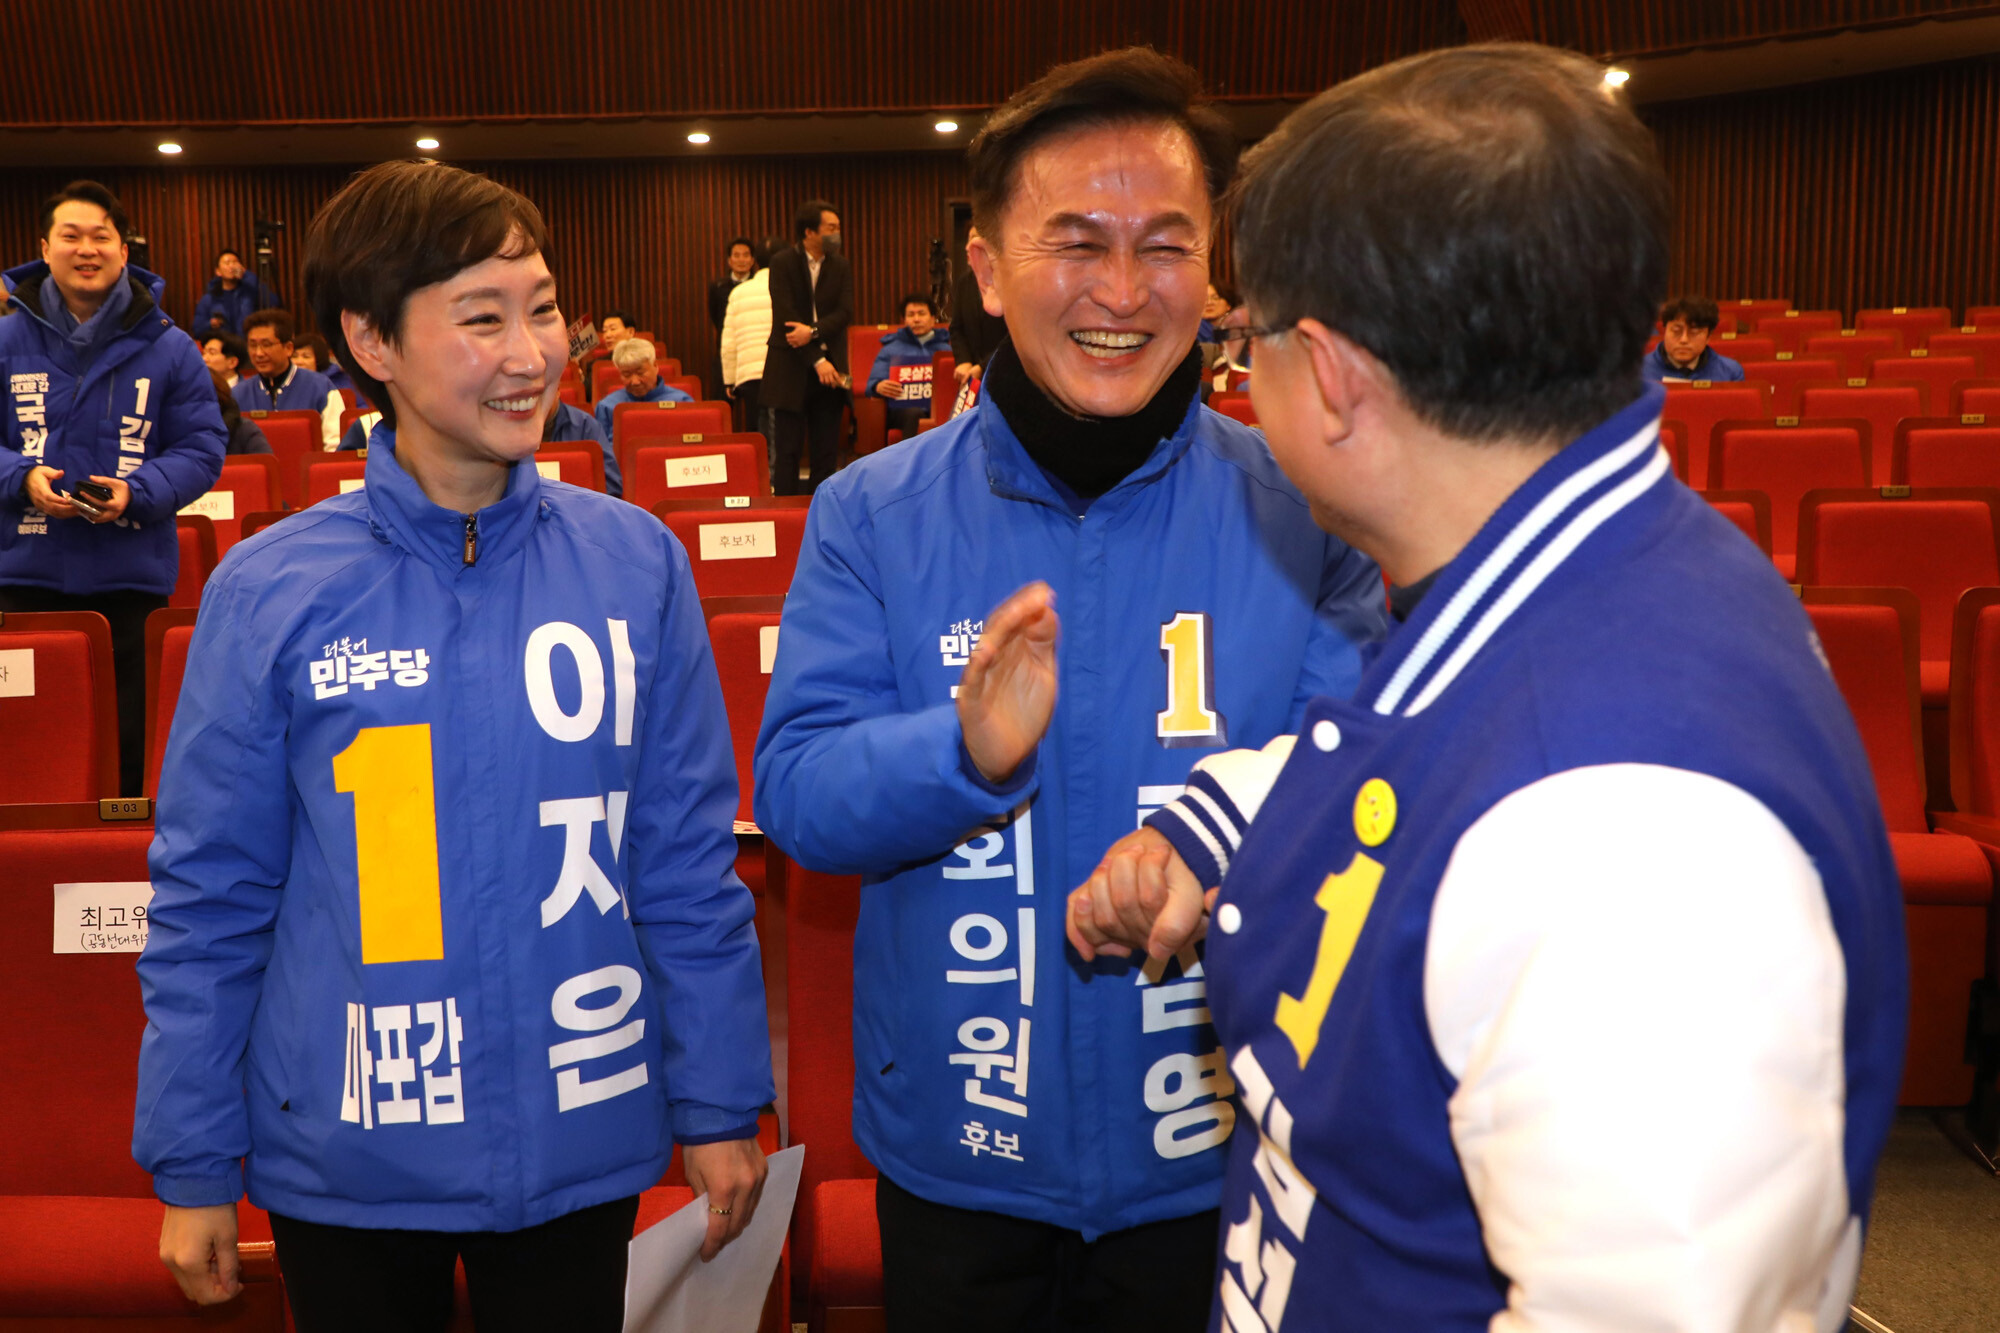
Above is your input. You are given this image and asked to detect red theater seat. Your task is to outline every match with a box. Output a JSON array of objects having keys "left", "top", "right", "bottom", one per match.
[
  {"left": 240, "top": 511, "right": 287, "bottom": 543},
  {"left": 612, "top": 400, "right": 736, "bottom": 465},
  {"left": 1708, "top": 419, "right": 1868, "bottom": 580},
  {"left": 303, "top": 455, "right": 369, "bottom": 506},
  {"left": 1967, "top": 306, "right": 2000, "bottom": 328},
  {"left": 1710, "top": 333, "right": 1776, "bottom": 363},
  {"left": 170, "top": 515, "right": 217, "bottom": 609},
  {"left": 1857, "top": 306, "right": 1952, "bottom": 349},
  {"left": 1739, "top": 357, "right": 1839, "bottom": 415},
  {"left": 1804, "top": 589, "right": 1991, "bottom": 1104},
  {"left": 1210, "top": 393, "right": 1258, "bottom": 427},
  {"left": 1868, "top": 354, "right": 1979, "bottom": 415},
  {"left": 1724, "top": 298, "right": 1792, "bottom": 329},
  {"left": 247, "top": 409, "right": 324, "bottom": 509},
  {"left": 0, "top": 611, "right": 118, "bottom": 803},
  {"left": 773, "top": 847, "right": 880, "bottom": 1330},
  {"left": 1800, "top": 384, "right": 1926, "bottom": 485},
  {"left": 530, "top": 445, "right": 603, "bottom": 492},
  {"left": 1804, "top": 332, "right": 1901, "bottom": 380},
  {"left": 1658, "top": 420, "right": 1686, "bottom": 481},
  {"left": 1754, "top": 309, "right": 1843, "bottom": 355},
  {"left": 0, "top": 816, "right": 285, "bottom": 1323},
  {"left": 591, "top": 357, "right": 622, "bottom": 401},
  {"left": 659, "top": 507, "right": 807, "bottom": 599},
  {"left": 185, "top": 453, "right": 284, "bottom": 554},
  {"left": 1797, "top": 487, "right": 2000, "bottom": 707},
  {"left": 1927, "top": 330, "right": 2000, "bottom": 377},
  {"left": 1893, "top": 419, "right": 2000, "bottom": 489},
  {"left": 144, "top": 607, "right": 200, "bottom": 800},
  {"left": 628, "top": 440, "right": 771, "bottom": 512},
  {"left": 1699, "top": 489, "right": 1772, "bottom": 556},
  {"left": 704, "top": 597, "right": 786, "bottom": 827},
  {"left": 1661, "top": 382, "right": 1770, "bottom": 490},
  {"left": 1953, "top": 379, "right": 2000, "bottom": 419}
]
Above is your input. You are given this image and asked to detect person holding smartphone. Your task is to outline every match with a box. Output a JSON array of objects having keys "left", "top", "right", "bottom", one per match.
[
  {"left": 135, "top": 160, "right": 772, "bottom": 1332},
  {"left": 0, "top": 180, "right": 227, "bottom": 797}
]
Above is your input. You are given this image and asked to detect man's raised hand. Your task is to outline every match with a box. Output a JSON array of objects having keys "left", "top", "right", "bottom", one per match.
[{"left": 957, "top": 582, "right": 1058, "bottom": 784}]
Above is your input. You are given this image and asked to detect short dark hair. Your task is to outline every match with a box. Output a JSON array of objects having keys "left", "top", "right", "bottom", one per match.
[
  {"left": 243, "top": 308, "right": 296, "bottom": 345},
  {"left": 296, "top": 331, "right": 334, "bottom": 371},
  {"left": 601, "top": 309, "right": 635, "bottom": 329},
  {"left": 215, "top": 246, "right": 243, "bottom": 266},
  {"left": 1658, "top": 296, "right": 1720, "bottom": 331},
  {"left": 967, "top": 47, "right": 1237, "bottom": 239},
  {"left": 304, "top": 160, "right": 551, "bottom": 429},
  {"left": 795, "top": 199, "right": 836, "bottom": 241},
  {"left": 204, "top": 330, "right": 248, "bottom": 370},
  {"left": 1232, "top": 43, "right": 1670, "bottom": 444},
  {"left": 39, "top": 180, "right": 129, "bottom": 241},
  {"left": 901, "top": 292, "right": 938, "bottom": 318},
  {"left": 211, "top": 369, "right": 242, "bottom": 433},
  {"left": 727, "top": 236, "right": 755, "bottom": 255}
]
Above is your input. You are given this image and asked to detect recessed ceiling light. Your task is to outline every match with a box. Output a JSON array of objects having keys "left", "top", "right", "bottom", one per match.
[
  {"left": 416, "top": 137, "right": 440, "bottom": 151},
  {"left": 934, "top": 120, "right": 959, "bottom": 133},
  {"left": 157, "top": 142, "right": 183, "bottom": 155},
  {"left": 1603, "top": 67, "right": 1630, "bottom": 87},
  {"left": 687, "top": 132, "right": 712, "bottom": 145}
]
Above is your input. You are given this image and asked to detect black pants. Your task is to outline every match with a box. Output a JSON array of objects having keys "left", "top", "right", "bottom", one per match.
[
  {"left": 0, "top": 585, "right": 166, "bottom": 797},
  {"left": 876, "top": 1174, "right": 1219, "bottom": 1333},
  {"left": 886, "top": 402, "right": 927, "bottom": 441},
  {"left": 268, "top": 1194, "right": 640, "bottom": 1333},
  {"left": 772, "top": 382, "right": 846, "bottom": 494}
]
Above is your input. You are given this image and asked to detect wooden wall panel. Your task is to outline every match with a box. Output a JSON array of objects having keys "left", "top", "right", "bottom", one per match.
[
  {"left": 1458, "top": 0, "right": 1993, "bottom": 52},
  {"left": 0, "top": 154, "right": 969, "bottom": 390},
  {"left": 1647, "top": 52, "right": 2000, "bottom": 315}
]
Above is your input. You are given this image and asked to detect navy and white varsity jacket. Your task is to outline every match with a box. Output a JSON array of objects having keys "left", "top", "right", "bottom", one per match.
[
  {"left": 755, "top": 392, "right": 1385, "bottom": 1238},
  {"left": 233, "top": 364, "right": 341, "bottom": 448},
  {"left": 136, "top": 435, "right": 772, "bottom": 1231},
  {"left": 1147, "top": 387, "right": 1907, "bottom": 1331}
]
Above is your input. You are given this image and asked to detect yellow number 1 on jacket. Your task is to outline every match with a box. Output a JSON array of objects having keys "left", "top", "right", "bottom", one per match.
[
  {"left": 332, "top": 724, "right": 445, "bottom": 964},
  {"left": 1273, "top": 852, "right": 1383, "bottom": 1068},
  {"left": 1158, "top": 611, "right": 1226, "bottom": 746}
]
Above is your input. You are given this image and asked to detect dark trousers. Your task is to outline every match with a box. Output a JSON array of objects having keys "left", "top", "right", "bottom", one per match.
[
  {"left": 268, "top": 1194, "right": 640, "bottom": 1333},
  {"left": 886, "top": 402, "right": 926, "bottom": 442},
  {"left": 772, "top": 382, "right": 846, "bottom": 494},
  {"left": 0, "top": 585, "right": 167, "bottom": 797},
  {"left": 876, "top": 1174, "right": 1219, "bottom": 1333}
]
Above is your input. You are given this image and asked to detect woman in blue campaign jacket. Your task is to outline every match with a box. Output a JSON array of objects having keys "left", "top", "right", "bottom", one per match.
[
  {"left": 136, "top": 162, "right": 770, "bottom": 1330},
  {"left": 754, "top": 373, "right": 1383, "bottom": 1242}
]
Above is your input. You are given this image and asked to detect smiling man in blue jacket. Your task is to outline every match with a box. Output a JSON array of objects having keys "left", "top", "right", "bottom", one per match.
[
  {"left": 0, "top": 180, "right": 226, "bottom": 796},
  {"left": 755, "top": 48, "right": 1382, "bottom": 1333}
]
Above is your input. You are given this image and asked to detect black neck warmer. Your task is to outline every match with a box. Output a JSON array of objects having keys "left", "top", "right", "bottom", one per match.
[{"left": 981, "top": 336, "right": 1201, "bottom": 500}]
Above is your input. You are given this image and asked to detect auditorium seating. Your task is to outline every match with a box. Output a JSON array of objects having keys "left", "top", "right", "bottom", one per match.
[
  {"left": 658, "top": 507, "right": 808, "bottom": 599},
  {"left": 0, "top": 809, "right": 286, "bottom": 1325},
  {"left": 240, "top": 511, "right": 287, "bottom": 543},
  {"left": 1954, "top": 379, "right": 2000, "bottom": 419},
  {"left": 338, "top": 405, "right": 372, "bottom": 435},
  {"left": 611, "top": 400, "right": 735, "bottom": 463},
  {"left": 1658, "top": 420, "right": 1687, "bottom": 481},
  {"left": 1796, "top": 487, "right": 2000, "bottom": 706},
  {"left": 1699, "top": 489, "right": 1772, "bottom": 555},
  {"left": 1967, "top": 307, "right": 2000, "bottom": 328},
  {"left": 144, "top": 608, "right": 200, "bottom": 800},
  {"left": 1803, "top": 332, "right": 1900, "bottom": 380},
  {"left": 185, "top": 454, "right": 285, "bottom": 554},
  {"left": 169, "top": 516, "right": 217, "bottom": 610},
  {"left": 1893, "top": 419, "right": 2000, "bottom": 489},
  {"left": 246, "top": 409, "right": 324, "bottom": 509},
  {"left": 1724, "top": 298, "right": 1792, "bottom": 330},
  {"left": 1858, "top": 306, "right": 1952, "bottom": 348},
  {"left": 1928, "top": 330, "right": 2000, "bottom": 376},
  {"left": 303, "top": 455, "right": 369, "bottom": 506},
  {"left": 1710, "top": 332, "right": 1775, "bottom": 362},
  {"left": 1803, "top": 588, "right": 1991, "bottom": 1105},
  {"left": 591, "top": 358, "right": 622, "bottom": 400},
  {"left": 663, "top": 374, "right": 704, "bottom": 400},
  {"left": 0, "top": 611, "right": 119, "bottom": 803},
  {"left": 1754, "top": 309, "right": 1842, "bottom": 355},
  {"left": 628, "top": 439, "right": 773, "bottom": 511},
  {"left": 1739, "top": 357, "right": 1839, "bottom": 415},
  {"left": 1868, "top": 353, "right": 1979, "bottom": 415},
  {"left": 1799, "top": 383, "right": 1925, "bottom": 484},
  {"left": 1661, "top": 382, "right": 1769, "bottom": 490},
  {"left": 530, "top": 445, "right": 603, "bottom": 491},
  {"left": 1210, "top": 393, "right": 1258, "bottom": 428},
  {"left": 773, "top": 846, "right": 881, "bottom": 1331},
  {"left": 703, "top": 597, "right": 786, "bottom": 827},
  {"left": 1707, "top": 419, "right": 1868, "bottom": 579}
]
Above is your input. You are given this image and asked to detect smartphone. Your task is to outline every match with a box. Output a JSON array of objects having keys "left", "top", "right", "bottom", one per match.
[{"left": 66, "top": 480, "right": 112, "bottom": 516}]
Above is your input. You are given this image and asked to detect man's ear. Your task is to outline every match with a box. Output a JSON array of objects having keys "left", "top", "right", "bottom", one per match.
[
  {"left": 1293, "top": 317, "right": 1373, "bottom": 448},
  {"left": 342, "top": 311, "right": 396, "bottom": 386},
  {"left": 965, "top": 233, "right": 1004, "bottom": 319}
]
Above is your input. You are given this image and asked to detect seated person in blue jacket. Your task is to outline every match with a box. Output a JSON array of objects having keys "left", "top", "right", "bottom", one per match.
[
  {"left": 200, "top": 330, "right": 247, "bottom": 388},
  {"left": 232, "top": 308, "right": 342, "bottom": 448},
  {"left": 592, "top": 336, "right": 691, "bottom": 440},
  {"left": 140, "top": 159, "right": 772, "bottom": 1333},
  {"left": 344, "top": 394, "right": 621, "bottom": 497},
  {"left": 1069, "top": 45, "right": 1907, "bottom": 1333},
  {"left": 293, "top": 330, "right": 357, "bottom": 398},
  {"left": 753, "top": 46, "right": 1383, "bottom": 1333},
  {"left": 865, "top": 292, "right": 949, "bottom": 439},
  {"left": 193, "top": 247, "right": 279, "bottom": 336},
  {"left": 1642, "top": 294, "right": 1744, "bottom": 383}
]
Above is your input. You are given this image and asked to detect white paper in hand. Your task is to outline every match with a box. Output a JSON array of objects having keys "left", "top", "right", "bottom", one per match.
[{"left": 623, "top": 1144, "right": 803, "bottom": 1333}]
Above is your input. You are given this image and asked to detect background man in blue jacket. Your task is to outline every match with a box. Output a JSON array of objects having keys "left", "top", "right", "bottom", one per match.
[
  {"left": 591, "top": 336, "right": 691, "bottom": 439},
  {"left": 0, "top": 180, "right": 226, "bottom": 795},
  {"left": 1642, "top": 294, "right": 1745, "bottom": 382},
  {"left": 192, "top": 247, "right": 280, "bottom": 336},
  {"left": 755, "top": 48, "right": 1382, "bottom": 1333},
  {"left": 233, "top": 308, "right": 341, "bottom": 446},
  {"left": 865, "top": 293, "right": 949, "bottom": 440}
]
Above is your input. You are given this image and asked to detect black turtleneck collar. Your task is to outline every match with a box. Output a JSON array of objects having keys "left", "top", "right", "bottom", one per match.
[{"left": 981, "top": 336, "right": 1201, "bottom": 502}]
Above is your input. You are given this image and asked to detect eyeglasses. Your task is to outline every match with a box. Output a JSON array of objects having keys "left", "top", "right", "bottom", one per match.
[
  {"left": 245, "top": 339, "right": 285, "bottom": 352},
  {"left": 1216, "top": 321, "right": 1294, "bottom": 374}
]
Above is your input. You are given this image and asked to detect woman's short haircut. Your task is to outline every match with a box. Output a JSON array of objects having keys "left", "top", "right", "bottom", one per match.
[
  {"left": 1658, "top": 296, "right": 1720, "bottom": 330},
  {"left": 296, "top": 331, "right": 334, "bottom": 371},
  {"left": 1232, "top": 43, "right": 1670, "bottom": 445},
  {"left": 967, "top": 47, "right": 1237, "bottom": 240},
  {"left": 611, "top": 337, "right": 656, "bottom": 372},
  {"left": 243, "top": 308, "right": 295, "bottom": 346},
  {"left": 304, "top": 160, "right": 552, "bottom": 429},
  {"left": 39, "top": 180, "right": 130, "bottom": 241}
]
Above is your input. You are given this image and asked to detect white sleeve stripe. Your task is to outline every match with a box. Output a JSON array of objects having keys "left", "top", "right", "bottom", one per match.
[
  {"left": 1184, "top": 784, "right": 1243, "bottom": 850},
  {"left": 1159, "top": 800, "right": 1231, "bottom": 879}
]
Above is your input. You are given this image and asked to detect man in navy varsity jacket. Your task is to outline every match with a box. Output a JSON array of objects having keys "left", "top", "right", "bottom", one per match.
[
  {"left": 756, "top": 48, "right": 1382, "bottom": 1333},
  {"left": 1070, "top": 45, "right": 1906, "bottom": 1332}
]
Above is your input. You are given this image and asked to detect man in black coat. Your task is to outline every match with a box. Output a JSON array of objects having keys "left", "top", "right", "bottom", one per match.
[{"left": 764, "top": 200, "right": 852, "bottom": 494}]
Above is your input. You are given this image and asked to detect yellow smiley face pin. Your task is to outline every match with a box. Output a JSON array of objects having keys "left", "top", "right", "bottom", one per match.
[{"left": 1353, "top": 778, "right": 1397, "bottom": 847}]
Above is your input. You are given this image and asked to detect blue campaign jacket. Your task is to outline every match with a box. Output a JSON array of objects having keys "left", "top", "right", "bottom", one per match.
[
  {"left": 0, "top": 262, "right": 226, "bottom": 596},
  {"left": 192, "top": 274, "right": 280, "bottom": 337},
  {"left": 864, "top": 327, "right": 949, "bottom": 407},
  {"left": 234, "top": 364, "right": 334, "bottom": 415},
  {"left": 593, "top": 378, "right": 692, "bottom": 438},
  {"left": 1157, "top": 389, "right": 1906, "bottom": 1330},
  {"left": 1641, "top": 342, "right": 1744, "bottom": 383},
  {"left": 754, "top": 395, "right": 1385, "bottom": 1237},
  {"left": 135, "top": 435, "right": 773, "bottom": 1231},
  {"left": 550, "top": 401, "right": 623, "bottom": 498}
]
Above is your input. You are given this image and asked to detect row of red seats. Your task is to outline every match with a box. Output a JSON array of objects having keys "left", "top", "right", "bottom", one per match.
[{"left": 1704, "top": 302, "right": 2000, "bottom": 340}]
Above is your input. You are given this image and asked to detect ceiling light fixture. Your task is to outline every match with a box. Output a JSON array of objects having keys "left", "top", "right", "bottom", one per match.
[
  {"left": 687, "top": 132, "right": 711, "bottom": 145},
  {"left": 1603, "top": 67, "right": 1630, "bottom": 88},
  {"left": 416, "top": 137, "right": 440, "bottom": 151},
  {"left": 934, "top": 120, "right": 959, "bottom": 133},
  {"left": 157, "top": 142, "right": 183, "bottom": 155}
]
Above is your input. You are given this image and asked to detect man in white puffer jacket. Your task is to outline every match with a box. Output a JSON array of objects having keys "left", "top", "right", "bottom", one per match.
[{"left": 720, "top": 243, "right": 775, "bottom": 465}]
